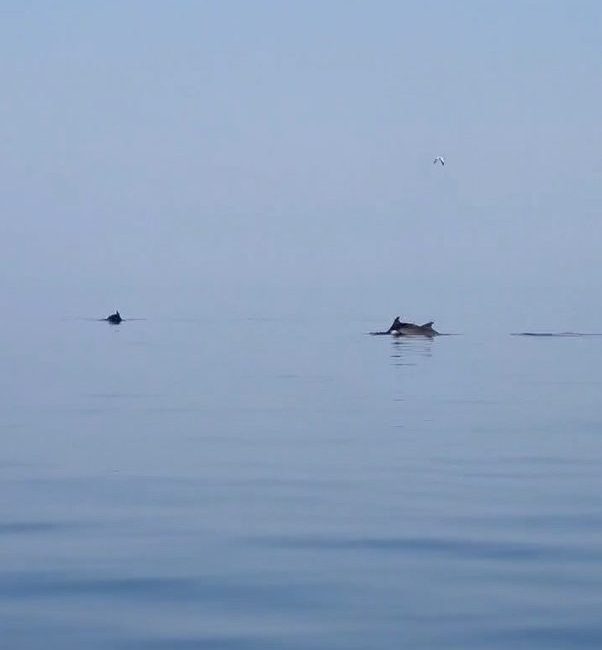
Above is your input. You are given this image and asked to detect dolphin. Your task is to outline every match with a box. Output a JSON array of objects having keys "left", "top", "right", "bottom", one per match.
[
  {"left": 105, "top": 310, "right": 122, "bottom": 324},
  {"left": 371, "top": 316, "right": 439, "bottom": 337}
]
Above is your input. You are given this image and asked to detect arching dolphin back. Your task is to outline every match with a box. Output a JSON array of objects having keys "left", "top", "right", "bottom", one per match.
[
  {"left": 370, "top": 317, "right": 439, "bottom": 336},
  {"left": 393, "top": 320, "right": 439, "bottom": 336},
  {"left": 393, "top": 326, "right": 438, "bottom": 337}
]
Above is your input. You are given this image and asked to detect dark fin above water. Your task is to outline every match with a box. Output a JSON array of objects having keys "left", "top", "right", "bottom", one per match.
[
  {"left": 387, "top": 317, "right": 403, "bottom": 333},
  {"left": 369, "top": 316, "right": 402, "bottom": 335},
  {"left": 105, "top": 310, "right": 122, "bottom": 324}
]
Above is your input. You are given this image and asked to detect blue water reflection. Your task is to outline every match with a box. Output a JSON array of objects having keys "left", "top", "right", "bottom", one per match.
[{"left": 1, "top": 318, "right": 602, "bottom": 648}]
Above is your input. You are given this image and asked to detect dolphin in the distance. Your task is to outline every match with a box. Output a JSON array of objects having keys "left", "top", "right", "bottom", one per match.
[
  {"left": 371, "top": 316, "right": 439, "bottom": 337},
  {"left": 105, "top": 310, "right": 122, "bottom": 324}
]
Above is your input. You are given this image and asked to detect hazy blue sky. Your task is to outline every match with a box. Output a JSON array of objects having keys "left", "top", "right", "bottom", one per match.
[{"left": 1, "top": 1, "right": 601, "bottom": 329}]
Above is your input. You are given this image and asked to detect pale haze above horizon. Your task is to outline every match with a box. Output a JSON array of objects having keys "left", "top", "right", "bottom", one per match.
[{"left": 1, "top": 1, "right": 601, "bottom": 331}]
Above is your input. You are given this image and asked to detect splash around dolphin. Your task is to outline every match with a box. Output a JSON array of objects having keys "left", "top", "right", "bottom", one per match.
[{"left": 371, "top": 316, "right": 439, "bottom": 337}]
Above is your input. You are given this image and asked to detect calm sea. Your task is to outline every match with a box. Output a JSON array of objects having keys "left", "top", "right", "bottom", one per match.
[{"left": 2, "top": 316, "right": 602, "bottom": 649}]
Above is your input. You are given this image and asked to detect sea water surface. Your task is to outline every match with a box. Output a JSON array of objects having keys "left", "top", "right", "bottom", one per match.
[{"left": 2, "top": 316, "right": 602, "bottom": 649}]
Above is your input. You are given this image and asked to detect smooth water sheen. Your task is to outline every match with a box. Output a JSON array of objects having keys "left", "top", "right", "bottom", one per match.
[{"left": 2, "top": 317, "right": 602, "bottom": 649}]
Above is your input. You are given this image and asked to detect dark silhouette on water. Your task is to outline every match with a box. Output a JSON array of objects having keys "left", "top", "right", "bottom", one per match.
[
  {"left": 105, "top": 311, "right": 122, "bottom": 324},
  {"left": 511, "top": 332, "right": 602, "bottom": 337},
  {"left": 371, "top": 316, "right": 439, "bottom": 337}
]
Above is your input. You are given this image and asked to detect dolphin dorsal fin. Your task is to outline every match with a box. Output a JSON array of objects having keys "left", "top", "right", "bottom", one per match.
[
  {"left": 387, "top": 316, "right": 402, "bottom": 333},
  {"left": 421, "top": 321, "right": 434, "bottom": 328}
]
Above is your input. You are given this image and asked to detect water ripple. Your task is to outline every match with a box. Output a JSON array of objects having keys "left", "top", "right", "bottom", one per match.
[
  {"left": 122, "top": 636, "right": 290, "bottom": 650},
  {"left": 0, "top": 572, "right": 324, "bottom": 611},
  {"left": 0, "top": 522, "right": 71, "bottom": 535},
  {"left": 484, "top": 624, "right": 602, "bottom": 648},
  {"left": 257, "top": 535, "right": 602, "bottom": 562}
]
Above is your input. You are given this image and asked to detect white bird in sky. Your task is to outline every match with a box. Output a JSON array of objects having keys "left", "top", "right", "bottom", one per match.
[{"left": 433, "top": 156, "right": 445, "bottom": 166}]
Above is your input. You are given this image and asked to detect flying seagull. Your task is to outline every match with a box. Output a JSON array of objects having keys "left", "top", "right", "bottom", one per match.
[{"left": 433, "top": 156, "right": 445, "bottom": 166}]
